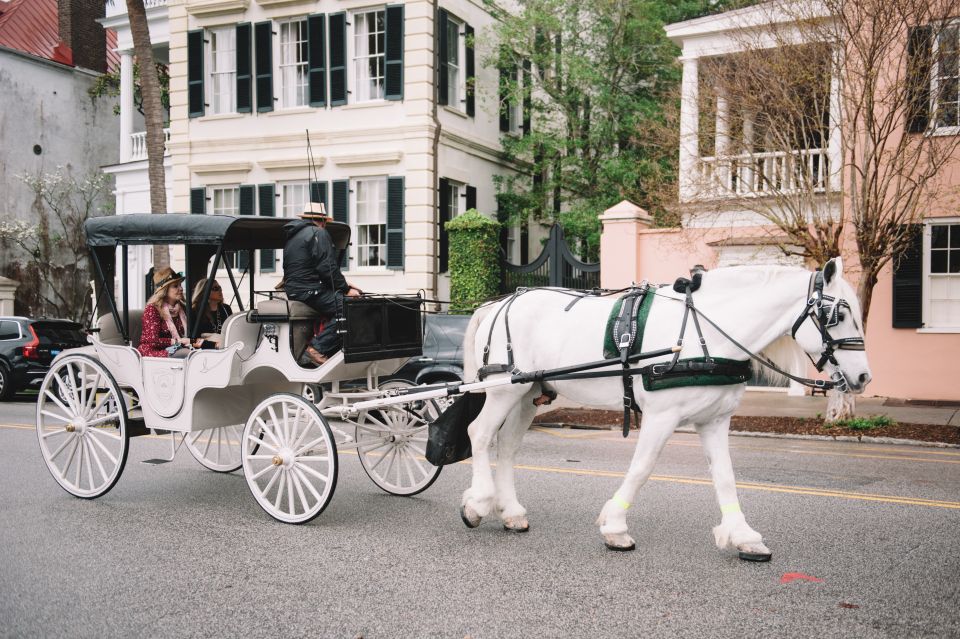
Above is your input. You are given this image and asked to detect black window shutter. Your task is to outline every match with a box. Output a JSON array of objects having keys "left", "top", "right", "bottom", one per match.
[
  {"left": 332, "top": 179, "right": 350, "bottom": 269},
  {"left": 466, "top": 185, "right": 477, "bottom": 211},
  {"left": 257, "top": 184, "right": 276, "bottom": 271},
  {"left": 385, "top": 4, "right": 404, "bottom": 100},
  {"left": 906, "top": 26, "right": 933, "bottom": 133},
  {"left": 522, "top": 59, "right": 532, "bottom": 136},
  {"left": 892, "top": 224, "right": 924, "bottom": 328},
  {"left": 465, "top": 23, "right": 475, "bottom": 116},
  {"left": 386, "top": 177, "right": 405, "bottom": 270},
  {"left": 236, "top": 23, "right": 252, "bottom": 113},
  {"left": 308, "top": 14, "right": 327, "bottom": 107},
  {"left": 239, "top": 185, "right": 255, "bottom": 215},
  {"left": 329, "top": 13, "right": 347, "bottom": 106},
  {"left": 499, "top": 64, "right": 510, "bottom": 132},
  {"left": 437, "top": 9, "right": 449, "bottom": 106},
  {"left": 255, "top": 21, "right": 274, "bottom": 113},
  {"left": 187, "top": 30, "right": 205, "bottom": 118},
  {"left": 310, "top": 181, "right": 328, "bottom": 207},
  {"left": 438, "top": 178, "right": 450, "bottom": 272},
  {"left": 190, "top": 187, "right": 206, "bottom": 214}
]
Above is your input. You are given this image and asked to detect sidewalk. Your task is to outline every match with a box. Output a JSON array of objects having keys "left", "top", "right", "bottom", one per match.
[{"left": 540, "top": 390, "right": 960, "bottom": 427}]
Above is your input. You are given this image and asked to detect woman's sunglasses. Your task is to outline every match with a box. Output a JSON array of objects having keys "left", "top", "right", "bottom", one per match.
[{"left": 211, "top": 285, "right": 222, "bottom": 292}]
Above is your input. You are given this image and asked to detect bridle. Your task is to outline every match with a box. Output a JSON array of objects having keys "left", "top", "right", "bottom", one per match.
[{"left": 789, "top": 271, "right": 866, "bottom": 391}]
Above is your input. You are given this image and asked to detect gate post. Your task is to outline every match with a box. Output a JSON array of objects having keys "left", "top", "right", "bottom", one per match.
[
  {"left": 598, "top": 200, "right": 653, "bottom": 289},
  {"left": 548, "top": 224, "right": 563, "bottom": 286}
]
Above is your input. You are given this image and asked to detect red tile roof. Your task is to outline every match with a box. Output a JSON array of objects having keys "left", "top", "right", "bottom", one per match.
[{"left": 0, "top": 0, "right": 119, "bottom": 71}]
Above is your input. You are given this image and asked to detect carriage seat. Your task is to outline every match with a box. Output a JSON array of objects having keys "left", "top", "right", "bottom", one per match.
[
  {"left": 253, "top": 299, "right": 323, "bottom": 321},
  {"left": 97, "top": 310, "right": 145, "bottom": 347}
]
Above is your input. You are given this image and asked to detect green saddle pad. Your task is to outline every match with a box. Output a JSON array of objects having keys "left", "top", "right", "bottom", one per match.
[{"left": 603, "top": 292, "right": 655, "bottom": 360}]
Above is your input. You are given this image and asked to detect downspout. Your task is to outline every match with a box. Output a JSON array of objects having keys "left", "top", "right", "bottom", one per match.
[{"left": 431, "top": 0, "right": 442, "bottom": 310}]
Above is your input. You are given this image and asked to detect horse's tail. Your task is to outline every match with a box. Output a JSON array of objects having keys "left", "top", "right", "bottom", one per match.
[{"left": 463, "top": 303, "right": 495, "bottom": 384}]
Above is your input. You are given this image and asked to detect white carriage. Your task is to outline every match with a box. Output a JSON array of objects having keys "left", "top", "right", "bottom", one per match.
[{"left": 35, "top": 214, "right": 444, "bottom": 523}]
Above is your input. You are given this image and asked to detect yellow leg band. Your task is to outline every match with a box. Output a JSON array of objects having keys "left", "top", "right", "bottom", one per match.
[
  {"left": 720, "top": 503, "right": 741, "bottom": 515},
  {"left": 612, "top": 494, "right": 631, "bottom": 510}
]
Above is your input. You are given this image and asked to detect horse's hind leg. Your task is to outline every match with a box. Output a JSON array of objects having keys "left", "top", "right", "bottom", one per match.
[
  {"left": 596, "top": 410, "right": 678, "bottom": 551},
  {"left": 461, "top": 386, "right": 526, "bottom": 528},
  {"left": 697, "top": 415, "right": 771, "bottom": 561},
  {"left": 494, "top": 386, "right": 540, "bottom": 532}
]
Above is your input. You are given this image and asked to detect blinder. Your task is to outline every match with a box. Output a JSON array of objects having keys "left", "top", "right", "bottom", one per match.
[{"left": 790, "top": 271, "right": 866, "bottom": 384}]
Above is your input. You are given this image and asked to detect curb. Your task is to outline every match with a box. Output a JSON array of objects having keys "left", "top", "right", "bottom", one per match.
[{"left": 533, "top": 421, "right": 960, "bottom": 449}]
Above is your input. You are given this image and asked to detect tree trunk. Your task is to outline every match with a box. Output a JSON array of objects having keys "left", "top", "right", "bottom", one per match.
[{"left": 125, "top": 0, "right": 169, "bottom": 269}]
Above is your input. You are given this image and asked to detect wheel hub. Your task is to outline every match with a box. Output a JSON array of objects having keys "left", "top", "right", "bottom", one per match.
[
  {"left": 65, "top": 418, "right": 88, "bottom": 434},
  {"left": 272, "top": 448, "right": 295, "bottom": 468}
]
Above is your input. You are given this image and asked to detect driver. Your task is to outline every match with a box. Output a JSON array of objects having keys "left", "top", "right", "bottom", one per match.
[{"left": 282, "top": 202, "right": 361, "bottom": 366}]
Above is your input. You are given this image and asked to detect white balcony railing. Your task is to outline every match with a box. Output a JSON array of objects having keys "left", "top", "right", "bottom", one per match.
[
  {"left": 699, "top": 148, "right": 829, "bottom": 199},
  {"left": 106, "top": 0, "right": 168, "bottom": 18},
  {"left": 130, "top": 128, "right": 171, "bottom": 162}
]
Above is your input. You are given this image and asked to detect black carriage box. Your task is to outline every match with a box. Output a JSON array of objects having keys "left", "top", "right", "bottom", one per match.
[{"left": 341, "top": 295, "right": 423, "bottom": 363}]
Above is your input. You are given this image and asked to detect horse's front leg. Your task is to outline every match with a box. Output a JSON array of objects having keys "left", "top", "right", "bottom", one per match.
[
  {"left": 494, "top": 387, "right": 540, "bottom": 532},
  {"left": 461, "top": 388, "right": 521, "bottom": 528},
  {"left": 697, "top": 414, "right": 771, "bottom": 561},
  {"left": 596, "top": 410, "right": 678, "bottom": 551}
]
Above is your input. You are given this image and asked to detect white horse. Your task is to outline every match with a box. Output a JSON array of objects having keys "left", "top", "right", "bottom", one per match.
[{"left": 459, "top": 258, "right": 871, "bottom": 560}]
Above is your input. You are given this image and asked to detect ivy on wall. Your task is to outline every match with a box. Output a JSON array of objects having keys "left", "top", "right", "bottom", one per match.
[{"left": 447, "top": 210, "right": 501, "bottom": 313}]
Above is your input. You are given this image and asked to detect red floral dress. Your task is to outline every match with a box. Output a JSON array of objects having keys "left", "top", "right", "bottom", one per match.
[{"left": 138, "top": 304, "right": 186, "bottom": 358}]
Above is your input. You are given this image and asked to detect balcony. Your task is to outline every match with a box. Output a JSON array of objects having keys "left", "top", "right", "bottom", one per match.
[
  {"left": 129, "top": 128, "right": 171, "bottom": 162},
  {"left": 105, "top": 0, "right": 168, "bottom": 19},
  {"left": 698, "top": 148, "right": 829, "bottom": 199}
]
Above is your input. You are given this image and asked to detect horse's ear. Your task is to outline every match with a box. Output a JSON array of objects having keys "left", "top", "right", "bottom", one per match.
[{"left": 823, "top": 257, "right": 843, "bottom": 284}]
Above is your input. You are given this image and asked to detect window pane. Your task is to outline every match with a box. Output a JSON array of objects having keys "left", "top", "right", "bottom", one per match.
[
  {"left": 951, "top": 250, "right": 960, "bottom": 274},
  {"left": 933, "top": 225, "right": 949, "bottom": 248},
  {"left": 951, "top": 225, "right": 960, "bottom": 248},
  {"left": 932, "top": 250, "right": 948, "bottom": 273}
]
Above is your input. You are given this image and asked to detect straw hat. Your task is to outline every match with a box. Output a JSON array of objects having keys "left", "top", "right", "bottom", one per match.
[
  {"left": 299, "top": 201, "right": 329, "bottom": 220},
  {"left": 152, "top": 266, "right": 184, "bottom": 292}
]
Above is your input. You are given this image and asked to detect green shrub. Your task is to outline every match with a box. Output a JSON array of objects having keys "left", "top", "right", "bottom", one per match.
[
  {"left": 447, "top": 210, "right": 500, "bottom": 313},
  {"left": 829, "top": 415, "right": 896, "bottom": 431}
]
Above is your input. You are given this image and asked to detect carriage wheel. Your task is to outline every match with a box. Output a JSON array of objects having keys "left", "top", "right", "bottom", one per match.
[
  {"left": 185, "top": 425, "right": 244, "bottom": 473},
  {"left": 36, "top": 355, "right": 129, "bottom": 499},
  {"left": 356, "top": 380, "right": 442, "bottom": 496},
  {"left": 242, "top": 393, "right": 338, "bottom": 524}
]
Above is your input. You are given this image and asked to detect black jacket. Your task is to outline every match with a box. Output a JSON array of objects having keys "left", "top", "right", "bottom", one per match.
[{"left": 282, "top": 220, "right": 348, "bottom": 298}]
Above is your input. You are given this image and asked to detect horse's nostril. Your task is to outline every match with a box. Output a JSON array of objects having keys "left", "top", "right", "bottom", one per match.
[{"left": 859, "top": 373, "right": 871, "bottom": 384}]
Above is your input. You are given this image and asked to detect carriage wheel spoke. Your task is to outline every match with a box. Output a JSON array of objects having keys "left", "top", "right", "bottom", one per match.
[
  {"left": 295, "top": 435, "right": 330, "bottom": 457},
  {"left": 48, "top": 432, "right": 76, "bottom": 463},
  {"left": 293, "top": 466, "right": 322, "bottom": 503},
  {"left": 86, "top": 436, "right": 110, "bottom": 483},
  {"left": 54, "top": 371, "right": 79, "bottom": 415},
  {"left": 255, "top": 417, "right": 283, "bottom": 449},
  {"left": 82, "top": 437, "right": 97, "bottom": 490},
  {"left": 83, "top": 372, "right": 103, "bottom": 415},
  {"left": 288, "top": 406, "right": 308, "bottom": 451},
  {"left": 40, "top": 428, "right": 69, "bottom": 439},
  {"left": 286, "top": 471, "right": 295, "bottom": 514},
  {"left": 73, "top": 434, "right": 85, "bottom": 487},
  {"left": 260, "top": 465, "right": 282, "bottom": 496},
  {"left": 247, "top": 435, "right": 278, "bottom": 453},
  {"left": 87, "top": 430, "right": 118, "bottom": 466},
  {"left": 290, "top": 470, "right": 310, "bottom": 513},
  {"left": 85, "top": 413, "right": 121, "bottom": 428},
  {"left": 266, "top": 405, "right": 285, "bottom": 446},
  {"left": 43, "top": 390, "right": 74, "bottom": 420},
  {"left": 40, "top": 409, "right": 71, "bottom": 423},
  {"left": 86, "top": 426, "right": 122, "bottom": 442},
  {"left": 274, "top": 470, "right": 287, "bottom": 511},
  {"left": 295, "top": 461, "right": 330, "bottom": 485}
]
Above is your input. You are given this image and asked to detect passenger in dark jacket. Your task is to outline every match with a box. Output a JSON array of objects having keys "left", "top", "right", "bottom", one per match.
[{"left": 283, "top": 203, "right": 361, "bottom": 365}]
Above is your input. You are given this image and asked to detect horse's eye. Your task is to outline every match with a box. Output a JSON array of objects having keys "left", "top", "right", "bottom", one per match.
[{"left": 838, "top": 312, "right": 846, "bottom": 322}]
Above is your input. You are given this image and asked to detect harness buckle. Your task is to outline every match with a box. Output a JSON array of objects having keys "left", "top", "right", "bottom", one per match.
[{"left": 618, "top": 333, "right": 632, "bottom": 348}]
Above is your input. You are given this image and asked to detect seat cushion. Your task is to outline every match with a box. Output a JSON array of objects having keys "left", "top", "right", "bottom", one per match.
[
  {"left": 97, "top": 310, "right": 145, "bottom": 347},
  {"left": 256, "top": 299, "right": 321, "bottom": 320}
]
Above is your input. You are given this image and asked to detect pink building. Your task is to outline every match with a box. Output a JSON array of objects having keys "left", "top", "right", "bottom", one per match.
[{"left": 599, "top": 3, "right": 959, "bottom": 401}]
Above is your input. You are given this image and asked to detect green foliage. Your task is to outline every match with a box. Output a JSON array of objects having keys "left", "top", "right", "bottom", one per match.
[
  {"left": 447, "top": 210, "right": 501, "bottom": 313},
  {"left": 88, "top": 62, "right": 170, "bottom": 122},
  {"left": 487, "top": 0, "right": 731, "bottom": 256},
  {"left": 828, "top": 415, "right": 896, "bottom": 431}
]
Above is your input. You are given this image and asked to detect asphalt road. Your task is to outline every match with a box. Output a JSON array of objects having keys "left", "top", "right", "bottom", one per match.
[{"left": 1, "top": 392, "right": 959, "bottom": 638}]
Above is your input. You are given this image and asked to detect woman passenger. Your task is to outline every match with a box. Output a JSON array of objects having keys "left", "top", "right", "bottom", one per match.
[
  {"left": 191, "top": 278, "right": 233, "bottom": 347},
  {"left": 138, "top": 267, "right": 194, "bottom": 358}
]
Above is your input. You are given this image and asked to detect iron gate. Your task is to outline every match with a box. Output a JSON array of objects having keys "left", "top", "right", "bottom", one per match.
[{"left": 500, "top": 224, "right": 600, "bottom": 292}]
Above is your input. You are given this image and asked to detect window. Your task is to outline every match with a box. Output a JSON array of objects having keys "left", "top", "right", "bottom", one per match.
[
  {"left": 355, "top": 177, "right": 387, "bottom": 267},
  {"left": 924, "top": 221, "right": 960, "bottom": 327},
  {"left": 279, "top": 19, "right": 309, "bottom": 108},
  {"left": 934, "top": 25, "right": 960, "bottom": 130},
  {"left": 208, "top": 27, "right": 236, "bottom": 114},
  {"left": 507, "top": 68, "right": 523, "bottom": 134},
  {"left": 445, "top": 16, "right": 462, "bottom": 108},
  {"left": 211, "top": 186, "right": 239, "bottom": 215},
  {"left": 280, "top": 182, "right": 309, "bottom": 218},
  {"left": 0, "top": 321, "right": 20, "bottom": 341},
  {"left": 353, "top": 9, "right": 386, "bottom": 102},
  {"left": 447, "top": 181, "right": 462, "bottom": 218}
]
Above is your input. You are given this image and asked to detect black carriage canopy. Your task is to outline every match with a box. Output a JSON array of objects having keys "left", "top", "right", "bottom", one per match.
[{"left": 85, "top": 214, "right": 351, "bottom": 341}]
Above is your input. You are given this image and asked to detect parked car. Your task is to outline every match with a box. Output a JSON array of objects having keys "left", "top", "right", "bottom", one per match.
[
  {"left": 0, "top": 317, "right": 88, "bottom": 400},
  {"left": 387, "top": 313, "right": 471, "bottom": 385}
]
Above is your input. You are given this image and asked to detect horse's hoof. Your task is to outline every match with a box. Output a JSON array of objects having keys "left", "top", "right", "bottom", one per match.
[
  {"left": 502, "top": 517, "right": 529, "bottom": 533},
  {"left": 460, "top": 503, "right": 481, "bottom": 529},
  {"left": 737, "top": 541, "right": 772, "bottom": 562},
  {"left": 602, "top": 533, "right": 635, "bottom": 551}
]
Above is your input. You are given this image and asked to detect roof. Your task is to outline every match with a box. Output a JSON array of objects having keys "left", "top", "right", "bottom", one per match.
[
  {"left": 0, "top": 0, "right": 118, "bottom": 70},
  {"left": 84, "top": 214, "right": 350, "bottom": 251}
]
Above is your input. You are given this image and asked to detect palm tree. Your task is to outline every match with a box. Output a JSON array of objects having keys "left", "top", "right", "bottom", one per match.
[{"left": 124, "top": 0, "right": 169, "bottom": 268}]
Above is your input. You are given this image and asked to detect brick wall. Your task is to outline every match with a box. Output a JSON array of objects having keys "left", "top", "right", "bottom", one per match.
[{"left": 58, "top": 0, "right": 106, "bottom": 72}]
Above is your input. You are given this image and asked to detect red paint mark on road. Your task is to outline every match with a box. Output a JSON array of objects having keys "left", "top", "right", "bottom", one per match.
[
  {"left": 779, "top": 572, "right": 824, "bottom": 584},
  {"left": 839, "top": 602, "right": 860, "bottom": 609}
]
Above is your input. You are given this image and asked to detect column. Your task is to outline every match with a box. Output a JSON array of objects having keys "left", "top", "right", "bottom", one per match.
[
  {"left": 120, "top": 51, "right": 134, "bottom": 162},
  {"left": 741, "top": 110, "right": 755, "bottom": 193},
  {"left": 678, "top": 56, "right": 700, "bottom": 202},
  {"left": 827, "top": 46, "right": 842, "bottom": 192},
  {"left": 715, "top": 91, "right": 730, "bottom": 191},
  {"left": 598, "top": 200, "right": 654, "bottom": 289}
]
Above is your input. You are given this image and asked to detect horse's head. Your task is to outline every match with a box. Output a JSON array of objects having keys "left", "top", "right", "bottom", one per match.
[{"left": 791, "top": 257, "right": 872, "bottom": 394}]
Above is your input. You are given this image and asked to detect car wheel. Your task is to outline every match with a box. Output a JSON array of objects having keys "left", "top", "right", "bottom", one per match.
[{"left": 0, "top": 364, "right": 13, "bottom": 401}]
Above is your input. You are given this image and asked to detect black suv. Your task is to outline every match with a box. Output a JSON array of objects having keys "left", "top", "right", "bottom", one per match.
[
  {"left": 388, "top": 313, "right": 471, "bottom": 385},
  {"left": 0, "top": 317, "right": 88, "bottom": 400}
]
